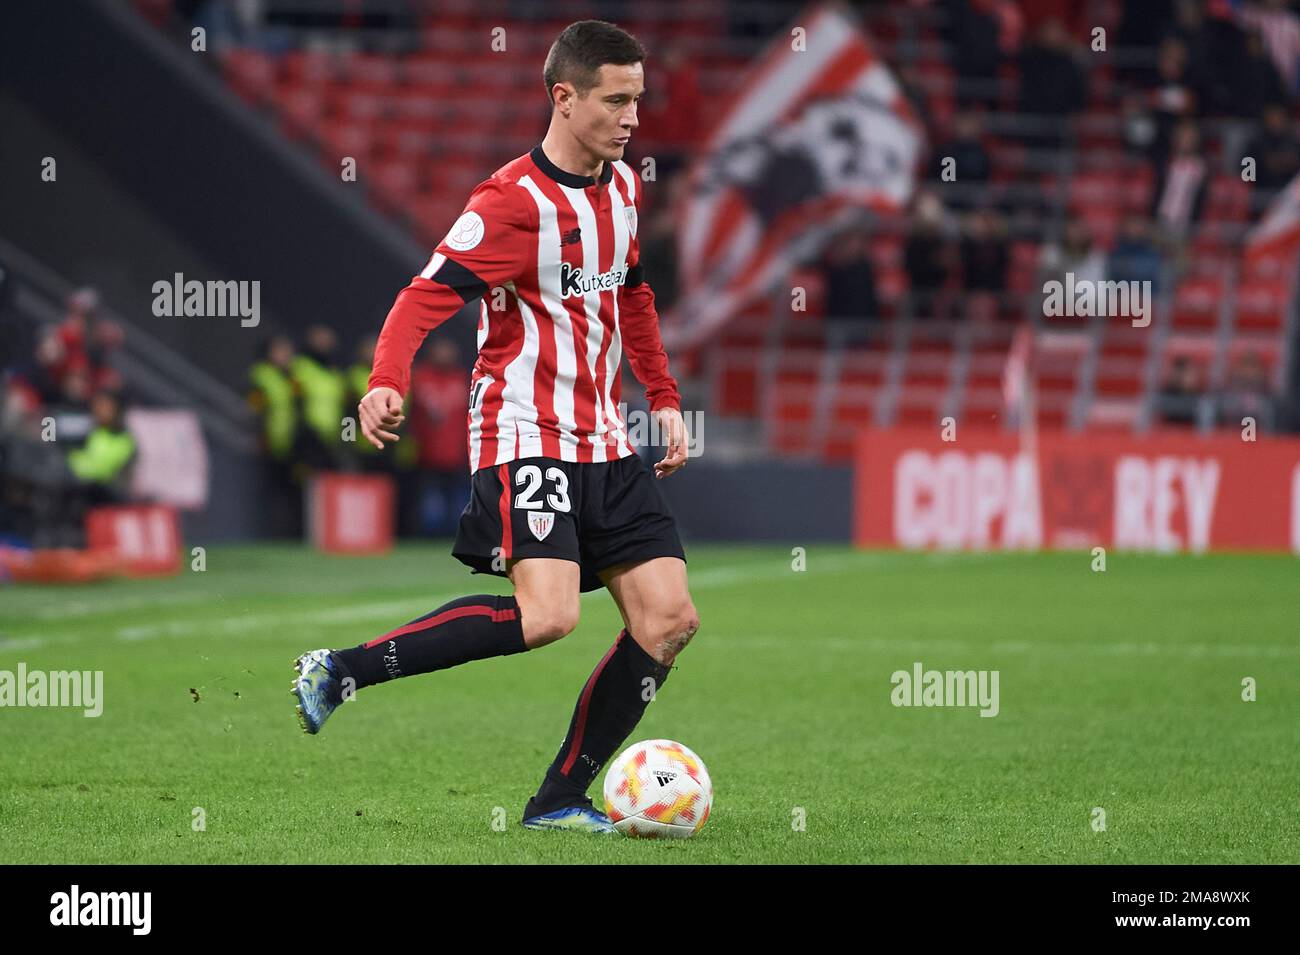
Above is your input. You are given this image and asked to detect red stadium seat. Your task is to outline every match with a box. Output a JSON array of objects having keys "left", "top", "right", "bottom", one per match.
[
  {"left": 221, "top": 49, "right": 276, "bottom": 104},
  {"left": 1069, "top": 171, "right": 1121, "bottom": 209},
  {"left": 281, "top": 50, "right": 339, "bottom": 88},
  {"left": 711, "top": 349, "right": 761, "bottom": 417},
  {"left": 317, "top": 119, "right": 377, "bottom": 166},
  {"left": 347, "top": 53, "right": 400, "bottom": 92},
  {"left": 1234, "top": 278, "right": 1292, "bottom": 332},
  {"left": 1123, "top": 165, "right": 1154, "bottom": 212},
  {"left": 1206, "top": 175, "right": 1251, "bottom": 224},
  {"left": 1171, "top": 276, "right": 1222, "bottom": 330},
  {"left": 368, "top": 159, "right": 420, "bottom": 214},
  {"left": 1095, "top": 324, "right": 1147, "bottom": 400},
  {"left": 276, "top": 84, "right": 327, "bottom": 139}
]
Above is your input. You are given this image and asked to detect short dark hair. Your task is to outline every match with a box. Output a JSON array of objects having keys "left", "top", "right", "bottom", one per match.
[{"left": 543, "top": 20, "right": 645, "bottom": 106}]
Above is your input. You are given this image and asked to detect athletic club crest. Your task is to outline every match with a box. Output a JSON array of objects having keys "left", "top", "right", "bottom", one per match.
[
  {"left": 624, "top": 205, "right": 637, "bottom": 238},
  {"left": 527, "top": 511, "right": 555, "bottom": 541}
]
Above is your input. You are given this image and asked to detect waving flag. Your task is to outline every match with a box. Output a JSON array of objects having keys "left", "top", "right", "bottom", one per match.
[
  {"left": 1245, "top": 170, "right": 1300, "bottom": 263},
  {"left": 664, "top": 2, "right": 923, "bottom": 348}
]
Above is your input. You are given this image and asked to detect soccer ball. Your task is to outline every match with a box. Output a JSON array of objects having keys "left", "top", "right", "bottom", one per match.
[{"left": 603, "top": 739, "right": 713, "bottom": 838}]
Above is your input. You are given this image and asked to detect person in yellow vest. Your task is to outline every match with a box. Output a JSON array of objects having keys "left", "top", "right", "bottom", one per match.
[
  {"left": 249, "top": 334, "right": 299, "bottom": 460},
  {"left": 348, "top": 335, "right": 417, "bottom": 471},
  {"left": 249, "top": 334, "right": 303, "bottom": 537},
  {"left": 347, "top": 335, "right": 381, "bottom": 465},
  {"left": 67, "top": 391, "right": 135, "bottom": 502},
  {"left": 349, "top": 334, "right": 422, "bottom": 534},
  {"left": 291, "top": 325, "right": 348, "bottom": 470}
]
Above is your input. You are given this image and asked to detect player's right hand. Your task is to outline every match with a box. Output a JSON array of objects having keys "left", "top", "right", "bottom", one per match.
[{"left": 358, "top": 387, "right": 405, "bottom": 449}]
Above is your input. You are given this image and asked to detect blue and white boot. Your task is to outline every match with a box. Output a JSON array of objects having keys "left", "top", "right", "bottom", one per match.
[
  {"left": 291, "top": 649, "right": 344, "bottom": 735},
  {"left": 521, "top": 796, "right": 617, "bottom": 834}
]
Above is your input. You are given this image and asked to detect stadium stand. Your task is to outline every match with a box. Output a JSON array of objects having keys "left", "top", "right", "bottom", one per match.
[{"left": 136, "top": 0, "right": 1300, "bottom": 466}]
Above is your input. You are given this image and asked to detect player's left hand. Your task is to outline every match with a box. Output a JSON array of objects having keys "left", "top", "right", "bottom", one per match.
[{"left": 653, "top": 407, "right": 688, "bottom": 479}]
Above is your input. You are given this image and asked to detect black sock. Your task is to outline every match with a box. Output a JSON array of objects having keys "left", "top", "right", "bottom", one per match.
[
  {"left": 332, "top": 594, "right": 526, "bottom": 690},
  {"left": 527, "top": 630, "right": 672, "bottom": 814}
]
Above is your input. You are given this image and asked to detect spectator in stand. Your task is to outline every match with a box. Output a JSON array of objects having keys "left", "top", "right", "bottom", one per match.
[
  {"left": 349, "top": 332, "right": 417, "bottom": 518},
  {"left": 1162, "top": 0, "right": 1219, "bottom": 103},
  {"left": 347, "top": 332, "right": 418, "bottom": 528},
  {"left": 249, "top": 333, "right": 299, "bottom": 464},
  {"left": 638, "top": 47, "right": 701, "bottom": 177},
  {"left": 960, "top": 207, "right": 1010, "bottom": 295},
  {"left": 1158, "top": 355, "right": 1207, "bottom": 425},
  {"left": 904, "top": 191, "right": 958, "bottom": 319},
  {"left": 943, "top": 0, "right": 1004, "bottom": 111},
  {"left": 408, "top": 337, "right": 469, "bottom": 536},
  {"left": 957, "top": 206, "right": 1010, "bottom": 326},
  {"left": 724, "top": 0, "right": 794, "bottom": 45},
  {"left": 248, "top": 333, "right": 302, "bottom": 538},
  {"left": 1238, "top": 26, "right": 1292, "bottom": 105},
  {"left": 30, "top": 332, "right": 72, "bottom": 407},
  {"left": 1118, "top": 0, "right": 1180, "bottom": 78},
  {"left": 55, "top": 366, "right": 94, "bottom": 415},
  {"left": 1217, "top": 28, "right": 1289, "bottom": 167},
  {"left": 1245, "top": 102, "right": 1300, "bottom": 215},
  {"left": 1017, "top": 18, "right": 1087, "bottom": 149},
  {"left": 1145, "top": 37, "right": 1201, "bottom": 165},
  {"left": 291, "top": 324, "right": 348, "bottom": 471},
  {"left": 1108, "top": 215, "right": 1165, "bottom": 294},
  {"left": 348, "top": 335, "right": 393, "bottom": 468},
  {"left": 1040, "top": 219, "right": 1108, "bottom": 289},
  {"left": 636, "top": 170, "right": 686, "bottom": 312},
  {"left": 40, "top": 287, "right": 124, "bottom": 399},
  {"left": 1218, "top": 351, "right": 1276, "bottom": 429},
  {"left": 1015, "top": 0, "right": 1086, "bottom": 34},
  {"left": 932, "top": 112, "right": 991, "bottom": 212},
  {"left": 1120, "top": 92, "right": 1159, "bottom": 159},
  {"left": 66, "top": 390, "right": 136, "bottom": 502},
  {"left": 1152, "top": 120, "right": 1209, "bottom": 241},
  {"left": 820, "top": 231, "right": 880, "bottom": 345},
  {"left": 989, "top": 0, "right": 1025, "bottom": 56}
]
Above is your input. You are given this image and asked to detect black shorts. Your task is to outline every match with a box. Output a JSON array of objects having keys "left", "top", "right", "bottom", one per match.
[{"left": 452, "top": 453, "right": 686, "bottom": 593}]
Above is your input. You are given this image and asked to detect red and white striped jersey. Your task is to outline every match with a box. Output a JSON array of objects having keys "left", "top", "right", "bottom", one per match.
[{"left": 369, "top": 144, "right": 681, "bottom": 473}]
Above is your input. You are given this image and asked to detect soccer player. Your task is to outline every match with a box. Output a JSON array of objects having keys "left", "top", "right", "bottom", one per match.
[{"left": 291, "top": 20, "right": 699, "bottom": 834}]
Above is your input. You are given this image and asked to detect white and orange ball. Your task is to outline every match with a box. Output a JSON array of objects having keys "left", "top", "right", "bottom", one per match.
[{"left": 603, "top": 739, "right": 713, "bottom": 838}]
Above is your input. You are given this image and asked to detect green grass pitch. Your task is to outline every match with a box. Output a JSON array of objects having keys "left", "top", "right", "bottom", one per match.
[{"left": 1, "top": 544, "right": 1296, "bottom": 863}]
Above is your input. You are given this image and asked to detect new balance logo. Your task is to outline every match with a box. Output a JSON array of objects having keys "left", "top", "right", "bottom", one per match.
[
  {"left": 562, "top": 227, "right": 582, "bottom": 245},
  {"left": 654, "top": 771, "right": 677, "bottom": 787},
  {"left": 559, "top": 261, "right": 628, "bottom": 299}
]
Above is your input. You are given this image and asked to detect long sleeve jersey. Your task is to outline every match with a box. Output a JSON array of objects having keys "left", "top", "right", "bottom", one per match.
[{"left": 369, "top": 144, "right": 681, "bottom": 472}]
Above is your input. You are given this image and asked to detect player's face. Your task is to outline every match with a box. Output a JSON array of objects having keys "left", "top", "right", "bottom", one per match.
[{"left": 574, "top": 62, "right": 643, "bottom": 162}]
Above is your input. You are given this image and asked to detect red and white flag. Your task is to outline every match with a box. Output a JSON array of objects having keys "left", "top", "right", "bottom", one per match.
[
  {"left": 1245, "top": 170, "right": 1300, "bottom": 263},
  {"left": 665, "top": 2, "right": 923, "bottom": 347}
]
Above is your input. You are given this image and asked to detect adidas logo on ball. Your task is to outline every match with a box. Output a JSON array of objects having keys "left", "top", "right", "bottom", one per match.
[{"left": 604, "top": 739, "right": 713, "bottom": 839}]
